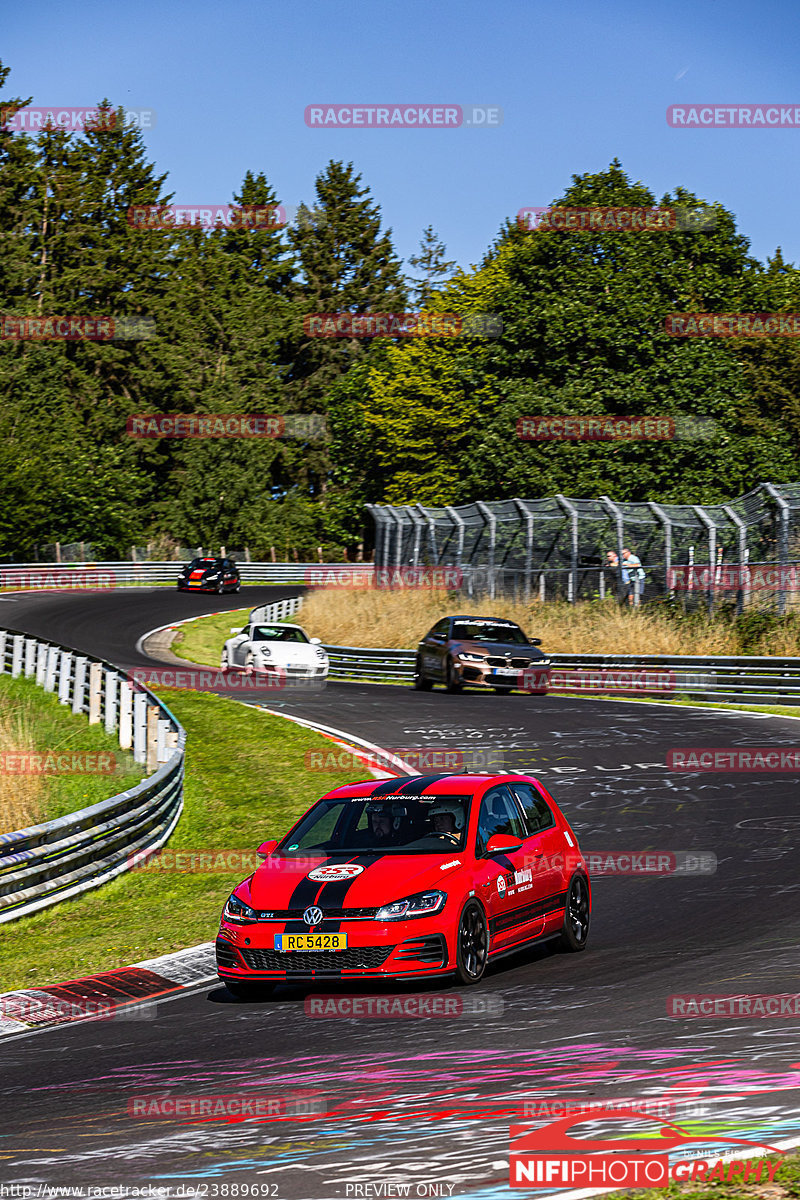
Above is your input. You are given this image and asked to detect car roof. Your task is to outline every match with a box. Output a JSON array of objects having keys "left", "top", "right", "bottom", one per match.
[
  {"left": 250, "top": 621, "right": 305, "bottom": 631},
  {"left": 321, "top": 773, "right": 540, "bottom": 800}
]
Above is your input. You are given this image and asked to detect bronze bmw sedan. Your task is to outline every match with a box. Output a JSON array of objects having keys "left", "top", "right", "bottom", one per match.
[{"left": 413, "top": 615, "right": 551, "bottom": 694}]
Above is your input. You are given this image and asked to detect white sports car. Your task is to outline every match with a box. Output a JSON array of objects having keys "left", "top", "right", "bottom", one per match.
[{"left": 220, "top": 621, "right": 329, "bottom": 681}]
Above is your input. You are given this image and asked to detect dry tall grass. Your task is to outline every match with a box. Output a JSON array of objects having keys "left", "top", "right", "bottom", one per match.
[
  {"left": 299, "top": 588, "right": 793, "bottom": 656},
  {"left": 0, "top": 693, "right": 44, "bottom": 833}
]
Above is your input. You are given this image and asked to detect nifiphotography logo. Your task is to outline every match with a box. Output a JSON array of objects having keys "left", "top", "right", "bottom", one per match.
[{"left": 509, "top": 1105, "right": 783, "bottom": 1188}]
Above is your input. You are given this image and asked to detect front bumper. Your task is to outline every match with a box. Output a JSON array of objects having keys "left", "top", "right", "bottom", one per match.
[
  {"left": 454, "top": 659, "right": 551, "bottom": 689},
  {"left": 216, "top": 918, "right": 451, "bottom": 982}
]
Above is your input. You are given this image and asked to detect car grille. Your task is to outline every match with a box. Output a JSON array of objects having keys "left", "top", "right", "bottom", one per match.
[
  {"left": 240, "top": 946, "right": 394, "bottom": 972},
  {"left": 486, "top": 655, "right": 536, "bottom": 668},
  {"left": 249, "top": 907, "right": 379, "bottom": 921}
]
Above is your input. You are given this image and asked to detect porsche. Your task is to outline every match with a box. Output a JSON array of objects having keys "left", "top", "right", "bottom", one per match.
[{"left": 216, "top": 772, "right": 590, "bottom": 996}]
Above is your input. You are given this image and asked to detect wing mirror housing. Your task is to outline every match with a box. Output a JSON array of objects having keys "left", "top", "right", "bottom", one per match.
[
  {"left": 310, "top": 637, "right": 322, "bottom": 645},
  {"left": 529, "top": 637, "right": 542, "bottom": 646},
  {"left": 257, "top": 840, "right": 278, "bottom": 857},
  {"left": 485, "top": 833, "right": 524, "bottom": 856}
]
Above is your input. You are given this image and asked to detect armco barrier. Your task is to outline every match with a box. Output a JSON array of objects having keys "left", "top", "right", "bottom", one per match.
[
  {"left": 321, "top": 644, "right": 800, "bottom": 704},
  {"left": 0, "top": 628, "right": 185, "bottom": 923}
]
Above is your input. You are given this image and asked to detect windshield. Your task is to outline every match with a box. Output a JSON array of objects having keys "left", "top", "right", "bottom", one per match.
[
  {"left": 187, "top": 558, "right": 218, "bottom": 570},
  {"left": 277, "top": 794, "right": 472, "bottom": 854},
  {"left": 452, "top": 621, "right": 529, "bottom": 645},
  {"left": 251, "top": 625, "right": 309, "bottom": 643}
]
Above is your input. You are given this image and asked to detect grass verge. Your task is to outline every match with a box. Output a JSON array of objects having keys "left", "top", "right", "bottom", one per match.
[
  {"left": 171, "top": 608, "right": 253, "bottom": 668},
  {"left": 0, "top": 674, "right": 141, "bottom": 832},
  {"left": 0, "top": 690, "right": 359, "bottom": 992}
]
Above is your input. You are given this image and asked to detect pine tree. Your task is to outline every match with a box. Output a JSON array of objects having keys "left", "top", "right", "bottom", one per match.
[{"left": 407, "top": 225, "right": 457, "bottom": 306}]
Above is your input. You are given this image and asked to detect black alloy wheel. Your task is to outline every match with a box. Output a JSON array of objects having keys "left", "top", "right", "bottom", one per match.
[{"left": 455, "top": 900, "right": 488, "bottom": 984}]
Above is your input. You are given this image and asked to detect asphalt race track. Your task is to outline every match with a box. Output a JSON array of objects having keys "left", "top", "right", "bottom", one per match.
[{"left": 1, "top": 589, "right": 800, "bottom": 1197}]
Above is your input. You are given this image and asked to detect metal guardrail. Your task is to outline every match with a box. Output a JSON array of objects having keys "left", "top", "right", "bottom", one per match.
[
  {"left": 322, "top": 644, "right": 800, "bottom": 704},
  {"left": 0, "top": 562, "right": 346, "bottom": 587},
  {"left": 249, "top": 598, "right": 304, "bottom": 624},
  {"left": 0, "top": 628, "right": 185, "bottom": 923}
]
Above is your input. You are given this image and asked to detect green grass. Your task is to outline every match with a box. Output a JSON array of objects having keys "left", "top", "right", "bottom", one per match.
[
  {"left": 0, "top": 673, "right": 141, "bottom": 826},
  {"left": 171, "top": 607, "right": 254, "bottom": 668},
  {"left": 0, "top": 690, "right": 359, "bottom": 991}
]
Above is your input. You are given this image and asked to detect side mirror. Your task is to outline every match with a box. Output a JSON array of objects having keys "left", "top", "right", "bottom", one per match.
[
  {"left": 310, "top": 637, "right": 321, "bottom": 645},
  {"left": 485, "top": 833, "right": 524, "bottom": 855},
  {"left": 529, "top": 637, "right": 542, "bottom": 646},
  {"left": 257, "top": 840, "right": 278, "bottom": 857}
]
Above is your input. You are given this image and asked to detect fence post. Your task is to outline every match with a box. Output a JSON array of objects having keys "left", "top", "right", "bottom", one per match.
[
  {"left": 648, "top": 501, "right": 672, "bottom": 597},
  {"left": 133, "top": 692, "right": 147, "bottom": 763},
  {"left": 146, "top": 705, "right": 159, "bottom": 773},
  {"left": 693, "top": 506, "right": 716, "bottom": 613},
  {"left": 11, "top": 635, "right": 24, "bottom": 678},
  {"left": 119, "top": 680, "right": 133, "bottom": 749},
  {"left": 723, "top": 505, "right": 748, "bottom": 614},
  {"left": 104, "top": 669, "right": 118, "bottom": 733},
  {"left": 26, "top": 638, "right": 38, "bottom": 679},
  {"left": 35, "top": 640, "right": 47, "bottom": 684},
  {"left": 45, "top": 646, "right": 59, "bottom": 693},
  {"left": 514, "top": 499, "right": 534, "bottom": 602},
  {"left": 476, "top": 502, "right": 497, "bottom": 600},
  {"left": 556, "top": 495, "right": 578, "bottom": 604},
  {"left": 72, "top": 657, "right": 88, "bottom": 714},
  {"left": 763, "top": 483, "right": 790, "bottom": 616},
  {"left": 58, "top": 651, "right": 72, "bottom": 704},
  {"left": 88, "top": 662, "right": 103, "bottom": 723},
  {"left": 0, "top": 631, "right": 7, "bottom": 673}
]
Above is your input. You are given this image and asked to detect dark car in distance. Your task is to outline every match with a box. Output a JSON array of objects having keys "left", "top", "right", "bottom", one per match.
[
  {"left": 177, "top": 557, "right": 241, "bottom": 594},
  {"left": 414, "top": 615, "right": 551, "bottom": 694}
]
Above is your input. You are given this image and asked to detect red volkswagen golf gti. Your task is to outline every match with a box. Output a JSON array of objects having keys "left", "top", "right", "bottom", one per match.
[{"left": 216, "top": 773, "right": 591, "bottom": 997}]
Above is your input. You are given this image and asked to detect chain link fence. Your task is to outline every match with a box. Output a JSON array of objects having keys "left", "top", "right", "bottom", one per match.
[{"left": 367, "top": 483, "right": 800, "bottom": 611}]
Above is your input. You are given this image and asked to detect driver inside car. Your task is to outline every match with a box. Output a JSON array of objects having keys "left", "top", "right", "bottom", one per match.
[{"left": 429, "top": 800, "right": 465, "bottom": 843}]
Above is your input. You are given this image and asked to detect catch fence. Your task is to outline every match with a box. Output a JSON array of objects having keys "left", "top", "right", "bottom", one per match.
[{"left": 368, "top": 483, "right": 800, "bottom": 610}]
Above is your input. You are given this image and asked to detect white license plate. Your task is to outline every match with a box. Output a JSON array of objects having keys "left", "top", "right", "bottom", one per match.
[{"left": 493, "top": 667, "right": 518, "bottom": 677}]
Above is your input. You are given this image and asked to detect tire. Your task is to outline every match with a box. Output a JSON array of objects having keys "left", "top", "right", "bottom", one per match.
[
  {"left": 216, "top": 582, "right": 224, "bottom": 595},
  {"left": 558, "top": 873, "right": 591, "bottom": 952},
  {"left": 225, "top": 981, "right": 275, "bottom": 1001},
  {"left": 220, "top": 648, "right": 230, "bottom": 672},
  {"left": 234, "top": 583, "right": 241, "bottom": 593},
  {"left": 455, "top": 899, "right": 488, "bottom": 984},
  {"left": 244, "top": 651, "right": 254, "bottom": 671},
  {"left": 445, "top": 657, "right": 463, "bottom": 694},
  {"left": 413, "top": 657, "right": 433, "bottom": 691}
]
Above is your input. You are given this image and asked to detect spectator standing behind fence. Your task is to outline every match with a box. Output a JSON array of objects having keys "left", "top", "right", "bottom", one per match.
[{"left": 621, "top": 547, "right": 645, "bottom": 607}]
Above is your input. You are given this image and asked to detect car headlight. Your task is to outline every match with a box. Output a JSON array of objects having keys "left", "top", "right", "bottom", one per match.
[
  {"left": 458, "top": 652, "right": 487, "bottom": 662},
  {"left": 375, "top": 890, "right": 446, "bottom": 921},
  {"left": 223, "top": 894, "right": 257, "bottom": 922}
]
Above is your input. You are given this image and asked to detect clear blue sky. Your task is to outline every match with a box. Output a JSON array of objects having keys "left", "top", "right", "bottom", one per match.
[{"left": 3, "top": 0, "right": 798, "bottom": 273}]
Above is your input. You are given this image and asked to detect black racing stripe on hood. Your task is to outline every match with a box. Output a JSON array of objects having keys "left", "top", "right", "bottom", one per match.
[
  {"left": 285, "top": 853, "right": 377, "bottom": 918},
  {"left": 397, "top": 774, "right": 450, "bottom": 796},
  {"left": 367, "top": 777, "right": 410, "bottom": 798},
  {"left": 314, "top": 854, "right": 379, "bottom": 909}
]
